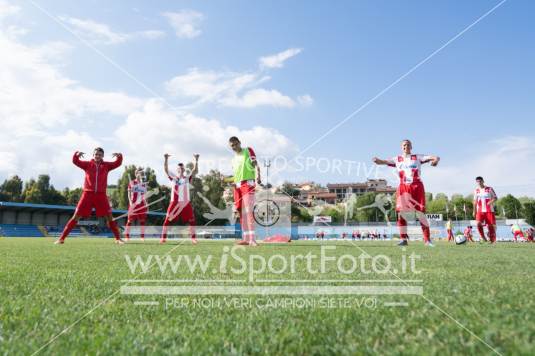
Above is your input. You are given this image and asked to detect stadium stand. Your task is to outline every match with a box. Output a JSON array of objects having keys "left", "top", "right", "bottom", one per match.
[
  {"left": 0, "top": 224, "right": 44, "bottom": 237},
  {"left": 0, "top": 201, "right": 165, "bottom": 238}
]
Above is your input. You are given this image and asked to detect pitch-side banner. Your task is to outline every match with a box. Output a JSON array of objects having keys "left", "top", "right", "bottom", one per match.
[
  {"left": 425, "top": 214, "right": 443, "bottom": 221},
  {"left": 313, "top": 216, "right": 332, "bottom": 223}
]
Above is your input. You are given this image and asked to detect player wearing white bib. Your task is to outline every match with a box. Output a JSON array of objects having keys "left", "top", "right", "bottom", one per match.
[
  {"left": 125, "top": 167, "right": 148, "bottom": 241},
  {"left": 160, "top": 153, "right": 199, "bottom": 244},
  {"left": 473, "top": 176, "right": 497, "bottom": 243},
  {"left": 373, "top": 139, "right": 440, "bottom": 246}
]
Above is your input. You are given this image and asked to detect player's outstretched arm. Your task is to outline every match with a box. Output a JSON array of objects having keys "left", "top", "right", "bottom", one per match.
[
  {"left": 372, "top": 157, "right": 393, "bottom": 166},
  {"left": 421, "top": 155, "right": 440, "bottom": 166},
  {"left": 163, "top": 153, "right": 171, "bottom": 178},
  {"left": 108, "top": 153, "right": 123, "bottom": 170},
  {"left": 191, "top": 154, "right": 199, "bottom": 178},
  {"left": 72, "top": 151, "right": 89, "bottom": 169}
]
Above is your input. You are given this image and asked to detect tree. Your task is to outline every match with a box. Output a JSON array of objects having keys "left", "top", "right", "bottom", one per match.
[
  {"left": 434, "top": 193, "right": 448, "bottom": 201},
  {"left": 22, "top": 175, "right": 66, "bottom": 205},
  {"left": 0, "top": 175, "right": 23, "bottom": 202},
  {"left": 523, "top": 202, "right": 535, "bottom": 226},
  {"left": 62, "top": 187, "right": 83, "bottom": 206},
  {"left": 497, "top": 194, "right": 522, "bottom": 219},
  {"left": 354, "top": 192, "right": 378, "bottom": 222},
  {"left": 279, "top": 182, "right": 300, "bottom": 199}
]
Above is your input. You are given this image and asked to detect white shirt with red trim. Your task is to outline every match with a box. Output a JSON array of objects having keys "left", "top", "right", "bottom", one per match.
[
  {"left": 387, "top": 154, "right": 432, "bottom": 184},
  {"left": 169, "top": 174, "right": 192, "bottom": 204},
  {"left": 474, "top": 186, "right": 497, "bottom": 213},
  {"left": 128, "top": 179, "right": 147, "bottom": 207}
]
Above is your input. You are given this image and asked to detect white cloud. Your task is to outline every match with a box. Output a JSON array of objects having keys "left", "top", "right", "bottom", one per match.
[
  {"left": 0, "top": 0, "right": 19, "bottom": 19},
  {"left": 0, "top": 5, "right": 298, "bottom": 189},
  {"left": 221, "top": 88, "right": 295, "bottom": 108},
  {"left": 297, "top": 94, "right": 314, "bottom": 106},
  {"left": 165, "top": 65, "right": 311, "bottom": 109},
  {"left": 60, "top": 16, "right": 165, "bottom": 45},
  {"left": 115, "top": 99, "right": 298, "bottom": 177},
  {"left": 259, "top": 48, "right": 302, "bottom": 69},
  {"left": 163, "top": 10, "right": 203, "bottom": 39}
]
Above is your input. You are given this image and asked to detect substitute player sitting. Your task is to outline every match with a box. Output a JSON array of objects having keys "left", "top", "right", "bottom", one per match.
[
  {"left": 473, "top": 176, "right": 497, "bottom": 243},
  {"left": 55, "top": 148, "right": 124, "bottom": 244},
  {"left": 125, "top": 167, "right": 148, "bottom": 242},
  {"left": 160, "top": 153, "right": 199, "bottom": 244},
  {"left": 373, "top": 139, "right": 440, "bottom": 246}
]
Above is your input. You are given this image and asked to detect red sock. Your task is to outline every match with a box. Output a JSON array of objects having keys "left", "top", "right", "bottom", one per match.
[
  {"left": 59, "top": 219, "right": 78, "bottom": 240},
  {"left": 477, "top": 224, "right": 485, "bottom": 240},
  {"left": 161, "top": 218, "right": 170, "bottom": 240},
  {"left": 140, "top": 221, "right": 146, "bottom": 238},
  {"left": 108, "top": 220, "right": 121, "bottom": 240},
  {"left": 488, "top": 225, "right": 496, "bottom": 242},
  {"left": 421, "top": 225, "right": 431, "bottom": 243},
  {"left": 397, "top": 216, "right": 409, "bottom": 240},
  {"left": 125, "top": 220, "right": 132, "bottom": 239}
]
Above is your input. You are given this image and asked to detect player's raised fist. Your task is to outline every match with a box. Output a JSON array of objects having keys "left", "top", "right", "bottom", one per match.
[
  {"left": 164, "top": 153, "right": 171, "bottom": 159},
  {"left": 372, "top": 157, "right": 380, "bottom": 164},
  {"left": 193, "top": 154, "right": 200, "bottom": 161},
  {"left": 112, "top": 153, "right": 121, "bottom": 158},
  {"left": 77, "top": 151, "right": 85, "bottom": 158}
]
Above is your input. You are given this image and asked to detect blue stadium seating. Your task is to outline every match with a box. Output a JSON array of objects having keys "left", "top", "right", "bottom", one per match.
[
  {"left": 44, "top": 225, "right": 84, "bottom": 237},
  {"left": 0, "top": 224, "right": 44, "bottom": 237}
]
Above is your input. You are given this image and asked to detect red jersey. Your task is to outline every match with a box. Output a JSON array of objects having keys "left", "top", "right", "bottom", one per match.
[
  {"left": 169, "top": 174, "right": 192, "bottom": 204},
  {"left": 474, "top": 186, "right": 497, "bottom": 213},
  {"left": 72, "top": 152, "right": 122, "bottom": 193},
  {"left": 387, "top": 154, "right": 432, "bottom": 184},
  {"left": 128, "top": 179, "right": 148, "bottom": 207}
]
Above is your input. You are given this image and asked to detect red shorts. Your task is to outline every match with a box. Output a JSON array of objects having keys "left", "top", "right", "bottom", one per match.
[
  {"left": 513, "top": 231, "right": 525, "bottom": 238},
  {"left": 128, "top": 204, "right": 147, "bottom": 222},
  {"left": 396, "top": 182, "right": 425, "bottom": 213},
  {"left": 233, "top": 181, "right": 256, "bottom": 211},
  {"left": 75, "top": 192, "right": 112, "bottom": 217},
  {"left": 476, "top": 212, "right": 496, "bottom": 225},
  {"left": 166, "top": 202, "right": 195, "bottom": 224}
]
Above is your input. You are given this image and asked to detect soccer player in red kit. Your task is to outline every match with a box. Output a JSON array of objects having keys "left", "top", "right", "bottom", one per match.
[
  {"left": 55, "top": 148, "right": 124, "bottom": 244},
  {"left": 160, "top": 153, "right": 199, "bottom": 244},
  {"left": 125, "top": 167, "right": 148, "bottom": 242},
  {"left": 464, "top": 225, "right": 474, "bottom": 242},
  {"left": 473, "top": 176, "right": 497, "bottom": 244},
  {"left": 373, "top": 139, "right": 440, "bottom": 246}
]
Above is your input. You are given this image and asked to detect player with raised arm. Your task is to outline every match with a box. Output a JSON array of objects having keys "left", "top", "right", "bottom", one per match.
[
  {"left": 125, "top": 167, "right": 148, "bottom": 242},
  {"left": 223, "top": 136, "right": 261, "bottom": 246},
  {"left": 373, "top": 139, "right": 440, "bottom": 247},
  {"left": 473, "top": 176, "right": 497, "bottom": 244},
  {"left": 55, "top": 148, "right": 124, "bottom": 244},
  {"left": 160, "top": 154, "right": 199, "bottom": 244}
]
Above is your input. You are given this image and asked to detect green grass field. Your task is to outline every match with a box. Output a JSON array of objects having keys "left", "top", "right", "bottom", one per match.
[{"left": 1, "top": 237, "right": 534, "bottom": 355}]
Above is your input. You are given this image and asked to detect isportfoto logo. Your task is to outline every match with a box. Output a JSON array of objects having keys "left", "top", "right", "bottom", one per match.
[
  {"left": 124, "top": 246, "right": 421, "bottom": 280},
  {"left": 120, "top": 246, "right": 423, "bottom": 302}
]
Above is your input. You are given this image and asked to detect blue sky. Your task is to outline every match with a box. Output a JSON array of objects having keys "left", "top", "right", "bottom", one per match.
[{"left": 1, "top": 0, "right": 535, "bottom": 196}]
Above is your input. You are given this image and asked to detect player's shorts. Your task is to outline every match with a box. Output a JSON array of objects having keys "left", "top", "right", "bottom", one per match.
[
  {"left": 233, "top": 180, "right": 256, "bottom": 211},
  {"left": 166, "top": 202, "right": 195, "bottom": 224},
  {"left": 75, "top": 191, "right": 112, "bottom": 217},
  {"left": 396, "top": 182, "right": 425, "bottom": 213},
  {"left": 513, "top": 231, "right": 525, "bottom": 238},
  {"left": 476, "top": 212, "right": 496, "bottom": 225},
  {"left": 128, "top": 204, "right": 147, "bottom": 222}
]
